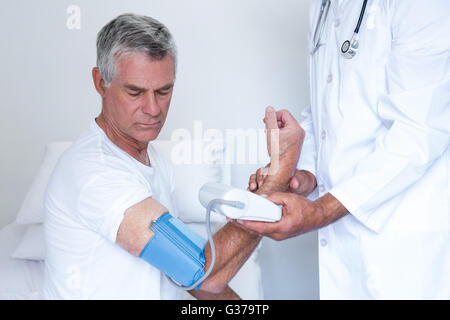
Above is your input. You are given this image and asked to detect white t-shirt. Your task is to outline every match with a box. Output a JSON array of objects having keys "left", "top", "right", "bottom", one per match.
[{"left": 43, "top": 119, "right": 181, "bottom": 299}]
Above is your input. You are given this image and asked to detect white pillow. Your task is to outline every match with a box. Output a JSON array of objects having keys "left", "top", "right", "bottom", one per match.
[
  {"left": 11, "top": 224, "right": 45, "bottom": 261},
  {"left": 15, "top": 142, "right": 73, "bottom": 225}
]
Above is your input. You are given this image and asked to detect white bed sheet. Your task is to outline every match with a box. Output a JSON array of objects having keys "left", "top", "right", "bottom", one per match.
[{"left": 0, "top": 222, "right": 44, "bottom": 299}]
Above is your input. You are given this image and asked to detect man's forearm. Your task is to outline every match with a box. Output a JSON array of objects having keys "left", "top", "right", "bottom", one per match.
[
  {"left": 199, "top": 174, "right": 288, "bottom": 293},
  {"left": 200, "top": 222, "right": 261, "bottom": 293},
  {"left": 190, "top": 285, "right": 241, "bottom": 300},
  {"left": 261, "top": 163, "right": 297, "bottom": 193}
]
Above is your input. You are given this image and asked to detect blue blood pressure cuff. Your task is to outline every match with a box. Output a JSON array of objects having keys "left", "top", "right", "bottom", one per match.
[{"left": 139, "top": 212, "right": 207, "bottom": 289}]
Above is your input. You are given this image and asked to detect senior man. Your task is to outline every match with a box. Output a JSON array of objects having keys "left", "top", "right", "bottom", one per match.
[
  {"left": 43, "top": 13, "right": 302, "bottom": 300},
  {"left": 242, "top": 0, "right": 449, "bottom": 299}
]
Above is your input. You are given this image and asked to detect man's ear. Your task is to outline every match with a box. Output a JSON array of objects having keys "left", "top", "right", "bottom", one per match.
[{"left": 92, "top": 67, "right": 107, "bottom": 97}]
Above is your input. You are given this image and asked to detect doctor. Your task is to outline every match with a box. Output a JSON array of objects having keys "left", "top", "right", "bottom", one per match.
[{"left": 241, "top": 0, "right": 450, "bottom": 299}]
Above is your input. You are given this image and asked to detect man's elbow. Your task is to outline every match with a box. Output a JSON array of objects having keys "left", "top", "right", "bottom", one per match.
[{"left": 198, "top": 277, "right": 227, "bottom": 294}]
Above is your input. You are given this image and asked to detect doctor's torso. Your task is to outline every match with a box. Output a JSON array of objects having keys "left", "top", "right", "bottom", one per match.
[
  {"left": 309, "top": 0, "right": 391, "bottom": 190},
  {"left": 306, "top": 0, "right": 449, "bottom": 299}
]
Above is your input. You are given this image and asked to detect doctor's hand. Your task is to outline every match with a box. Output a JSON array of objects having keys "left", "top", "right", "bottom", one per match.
[
  {"left": 248, "top": 168, "right": 317, "bottom": 197},
  {"left": 288, "top": 170, "right": 317, "bottom": 197},
  {"left": 232, "top": 192, "right": 348, "bottom": 241}
]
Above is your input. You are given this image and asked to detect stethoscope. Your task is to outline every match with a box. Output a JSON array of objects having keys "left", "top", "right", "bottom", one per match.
[{"left": 311, "top": 0, "right": 368, "bottom": 59}]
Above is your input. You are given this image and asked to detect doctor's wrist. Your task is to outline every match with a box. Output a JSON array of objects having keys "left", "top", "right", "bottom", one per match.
[{"left": 313, "top": 193, "right": 349, "bottom": 228}]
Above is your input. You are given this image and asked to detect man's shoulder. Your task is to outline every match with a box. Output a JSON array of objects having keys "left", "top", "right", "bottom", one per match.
[
  {"left": 47, "top": 129, "right": 135, "bottom": 196},
  {"left": 56, "top": 134, "right": 106, "bottom": 175}
]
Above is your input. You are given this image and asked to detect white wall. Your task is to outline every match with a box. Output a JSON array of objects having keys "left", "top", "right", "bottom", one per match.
[{"left": 0, "top": 0, "right": 318, "bottom": 299}]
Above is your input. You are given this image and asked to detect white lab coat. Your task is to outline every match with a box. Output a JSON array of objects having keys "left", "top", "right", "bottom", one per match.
[{"left": 298, "top": 0, "right": 450, "bottom": 299}]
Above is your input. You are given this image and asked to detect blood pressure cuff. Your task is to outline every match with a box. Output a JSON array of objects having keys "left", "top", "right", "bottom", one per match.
[{"left": 139, "top": 212, "right": 207, "bottom": 289}]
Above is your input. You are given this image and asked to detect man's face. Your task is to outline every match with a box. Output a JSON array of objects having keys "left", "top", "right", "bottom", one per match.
[{"left": 102, "top": 52, "right": 175, "bottom": 144}]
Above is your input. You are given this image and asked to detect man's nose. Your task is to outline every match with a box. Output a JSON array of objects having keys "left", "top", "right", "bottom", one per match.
[{"left": 141, "top": 92, "right": 160, "bottom": 116}]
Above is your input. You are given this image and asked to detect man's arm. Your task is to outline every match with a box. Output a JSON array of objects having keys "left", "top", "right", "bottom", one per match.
[
  {"left": 249, "top": 168, "right": 317, "bottom": 197},
  {"left": 197, "top": 222, "right": 262, "bottom": 293},
  {"left": 189, "top": 285, "right": 241, "bottom": 300},
  {"left": 248, "top": 107, "right": 316, "bottom": 197},
  {"left": 116, "top": 107, "right": 304, "bottom": 294},
  {"left": 115, "top": 196, "right": 260, "bottom": 294},
  {"left": 239, "top": 106, "right": 326, "bottom": 240},
  {"left": 116, "top": 197, "right": 166, "bottom": 256},
  {"left": 183, "top": 142, "right": 303, "bottom": 294}
]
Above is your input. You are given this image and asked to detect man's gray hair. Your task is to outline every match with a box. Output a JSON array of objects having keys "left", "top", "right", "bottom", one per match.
[{"left": 96, "top": 13, "right": 177, "bottom": 86}]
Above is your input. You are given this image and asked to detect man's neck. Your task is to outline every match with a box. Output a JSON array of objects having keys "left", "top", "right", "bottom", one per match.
[{"left": 95, "top": 114, "right": 150, "bottom": 166}]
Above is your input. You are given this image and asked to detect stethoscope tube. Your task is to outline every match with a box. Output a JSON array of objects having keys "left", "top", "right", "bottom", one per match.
[
  {"left": 311, "top": 0, "right": 331, "bottom": 55},
  {"left": 341, "top": 0, "right": 368, "bottom": 59},
  {"left": 354, "top": 0, "right": 368, "bottom": 34},
  {"left": 312, "top": 0, "right": 368, "bottom": 59}
]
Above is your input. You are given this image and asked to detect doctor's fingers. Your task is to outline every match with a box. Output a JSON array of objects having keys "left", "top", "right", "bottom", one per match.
[
  {"left": 232, "top": 219, "right": 288, "bottom": 237},
  {"left": 248, "top": 174, "right": 258, "bottom": 191},
  {"left": 247, "top": 173, "right": 264, "bottom": 191},
  {"left": 248, "top": 209, "right": 305, "bottom": 241},
  {"left": 255, "top": 167, "right": 268, "bottom": 188},
  {"left": 248, "top": 164, "right": 271, "bottom": 191},
  {"left": 266, "top": 191, "right": 298, "bottom": 207},
  {"left": 235, "top": 212, "right": 302, "bottom": 241},
  {"left": 232, "top": 193, "right": 307, "bottom": 238}
]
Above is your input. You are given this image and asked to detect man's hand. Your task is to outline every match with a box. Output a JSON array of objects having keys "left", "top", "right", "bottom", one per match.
[
  {"left": 232, "top": 192, "right": 348, "bottom": 241},
  {"left": 248, "top": 169, "right": 317, "bottom": 197},
  {"left": 259, "top": 107, "right": 305, "bottom": 191},
  {"left": 264, "top": 106, "right": 304, "bottom": 159}
]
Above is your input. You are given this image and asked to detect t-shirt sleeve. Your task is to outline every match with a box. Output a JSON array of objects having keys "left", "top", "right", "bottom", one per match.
[
  {"left": 161, "top": 150, "right": 180, "bottom": 218},
  {"left": 77, "top": 169, "right": 152, "bottom": 243}
]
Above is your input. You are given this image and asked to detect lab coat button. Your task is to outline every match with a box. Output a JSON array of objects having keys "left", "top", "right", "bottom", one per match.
[
  {"left": 334, "top": 19, "right": 340, "bottom": 28},
  {"left": 327, "top": 74, "right": 333, "bottom": 83},
  {"left": 320, "top": 238, "right": 328, "bottom": 247},
  {"left": 318, "top": 184, "right": 325, "bottom": 193},
  {"left": 321, "top": 130, "right": 327, "bottom": 139}
]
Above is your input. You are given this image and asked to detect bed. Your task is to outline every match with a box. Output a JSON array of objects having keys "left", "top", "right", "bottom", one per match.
[{"left": 0, "top": 222, "right": 44, "bottom": 299}]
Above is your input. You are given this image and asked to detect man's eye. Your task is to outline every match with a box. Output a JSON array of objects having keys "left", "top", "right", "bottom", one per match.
[
  {"left": 158, "top": 90, "right": 170, "bottom": 96},
  {"left": 128, "top": 91, "right": 141, "bottom": 97}
]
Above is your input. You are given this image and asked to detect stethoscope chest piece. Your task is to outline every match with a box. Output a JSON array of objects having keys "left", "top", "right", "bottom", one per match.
[
  {"left": 312, "top": 0, "right": 368, "bottom": 59},
  {"left": 341, "top": 34, "right": 359, "bottom": 59},
  {"left": 340, "top": 0, "right": 368, "bottom": 59}
]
